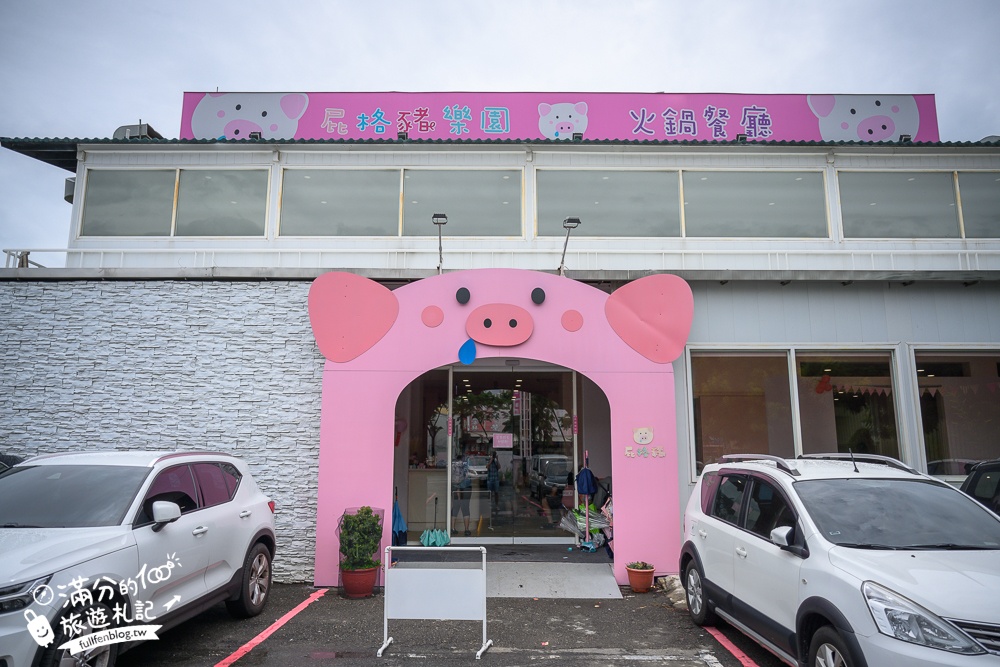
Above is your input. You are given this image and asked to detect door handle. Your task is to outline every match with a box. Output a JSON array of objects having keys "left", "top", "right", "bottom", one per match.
[
  {"left": 239, "top": 510, "right": 252, "bottom": 518},
  {"left": 735, "top": 546, "right": 747, "bottom": 559},
  {"left": 697, "top": 529, "right": 708, "bottom": 539},
  {"left": 192, "top": 526, "right": 208, "bottom": 536}
]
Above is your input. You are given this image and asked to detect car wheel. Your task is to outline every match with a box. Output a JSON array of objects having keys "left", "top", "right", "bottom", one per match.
[
  {"left": 809, "top": 626, "right": 854, "bottom": 667},
  {"left": 227, "top": 542, "right": 272, "bottom": 618},
  {"left": 38, "top": 602, "right": 120, "bottom": 667},
  {"left": 683, "top": 560, "right": 717, "bottom": 626}
]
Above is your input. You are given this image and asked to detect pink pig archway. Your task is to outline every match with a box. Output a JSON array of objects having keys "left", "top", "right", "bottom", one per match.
[{"left": 308, "top": 269, "right": 693, "bottom": 585}]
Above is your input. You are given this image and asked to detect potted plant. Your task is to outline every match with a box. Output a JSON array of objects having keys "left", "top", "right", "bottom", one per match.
[
  {"left": 625, "top": 560, "right": 655, "bottom": 594},
  {"left": 338, "top": 506, "right": 384, "bottom": 598}
]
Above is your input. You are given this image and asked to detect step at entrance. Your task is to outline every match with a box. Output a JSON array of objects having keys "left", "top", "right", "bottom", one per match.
[{"left": 487, "top": 562, "right": 622, "bottom": 599}]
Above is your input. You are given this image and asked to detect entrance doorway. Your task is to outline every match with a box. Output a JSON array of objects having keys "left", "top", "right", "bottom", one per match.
[{"left": 397, "top": 360, "right": 608, "bottom": 545}]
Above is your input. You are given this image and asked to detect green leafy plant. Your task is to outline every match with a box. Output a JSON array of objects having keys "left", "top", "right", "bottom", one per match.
[
  {"left": 339, "top": 506, "right": 383, "bottom": 571},
  {"left": 626, "top": 560, "right": 654, "bottom": 570}
]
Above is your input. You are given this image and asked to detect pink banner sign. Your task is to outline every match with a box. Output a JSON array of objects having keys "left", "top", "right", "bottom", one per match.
[
  {"left": 181, "top": 92, "right": 939, "bottom": 143},
  {"left": 493, "top": 433, "right": 514, "bottom": 450}
]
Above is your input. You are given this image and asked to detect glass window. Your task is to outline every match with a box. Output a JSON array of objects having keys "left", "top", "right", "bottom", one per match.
[
  {"left": 683, "top": 171, "right": 827, "bottom": 238},
  {"left": 279, "top": 169, "right": 400, "bottom": 236},
  {"left": 915, "top": 352, "right": 1000, "bottom": 475},
  {"left": 744, "top": 479, "right": 792, "bottom": 539},
  {"left": 536, "top": 170, "right": 681, "bottom": 237},
  {"left": 136, "top": 465, "right": 199, "bottom": 524},
  {"left": 796, "top": 353, "right": 899, "bottom": 459},
  {"left": 0, "top": 465, "right": 150, "bottom": 528},
  {"left": 691, "top": 353, "right": 795, "bottom": 472},
  {"left": 81, "top": 170, "right": 175, "bottom": 236},
  {"left": 699, "top": 471, "right": 721, "bottom": 513},
  {"left": 194, "top": 463, "right": 232, "bottom": 507},
  {"left": 839, "top": 171, "right": 959, "bottom": 238},
  {"left": 402, "top": 170, "right": 521, "bottom": 236},
  {"left": 220, "top": 463, "right": 242, "bottom": 497},
  {"left": 175, "top": 169, "right": 268, "bottom": 236},
  {"left": 711, "top": 475, "right": 746, "bottom": 525},
  {"left": 958, "top": 172, "right": 1000, "bottom": 238}
]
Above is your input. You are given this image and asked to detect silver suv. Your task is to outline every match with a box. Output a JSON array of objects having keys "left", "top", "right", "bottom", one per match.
[
  {"left": 0, "top": 451, "right": 276, "bottom": 667},
  {"left": 680, "top": 453, "right": 1000, "bottom": 667}
]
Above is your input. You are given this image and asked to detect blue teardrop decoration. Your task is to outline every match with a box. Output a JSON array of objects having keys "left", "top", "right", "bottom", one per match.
[{"left": 458, "top": 338, "right": 477, "bottom": 365}]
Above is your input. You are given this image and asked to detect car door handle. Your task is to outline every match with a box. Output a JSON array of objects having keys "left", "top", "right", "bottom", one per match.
[
  {"left": 697, "top": 529, "right": 708, "bottom": 539},
  {"left": 239, "top": 510, "right": 252, "bottom": 518},
  {"left": 192, "top": 526, "right": 209, "bottom": 536},
  {"left": 735, "top": 546, "right": 747, "bottom": 559}
]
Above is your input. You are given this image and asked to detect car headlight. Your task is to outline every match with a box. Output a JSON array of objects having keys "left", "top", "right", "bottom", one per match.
[
  {"left": 0, "top": 576, "right": 51, "bottom": 614},
  {"left": 862, "top": 581, "right": 984, "bottom": 655}
]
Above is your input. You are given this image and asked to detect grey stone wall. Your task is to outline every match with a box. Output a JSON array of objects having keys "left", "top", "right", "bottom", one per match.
[{"left": 0, "top": 280, "right": 325, "bottom": 582}]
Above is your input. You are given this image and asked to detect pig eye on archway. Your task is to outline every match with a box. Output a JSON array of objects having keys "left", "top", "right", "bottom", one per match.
[
  {"left": 531, "top": 288, "right": 545, "bottom": 305},
  {"left": 456, "top": 287, "right": 471, "bottom": 305}
]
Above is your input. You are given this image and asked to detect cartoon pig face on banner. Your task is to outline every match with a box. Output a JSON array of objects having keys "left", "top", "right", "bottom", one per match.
[
  {"left": 538, "top": 102, "right": 589, "bottom": 140},
  {"left": 808, "top": 94, "right": 919, "bottom": 142},
  {"left": 190, "top": 93, "right": 309, "bottom": 140}
]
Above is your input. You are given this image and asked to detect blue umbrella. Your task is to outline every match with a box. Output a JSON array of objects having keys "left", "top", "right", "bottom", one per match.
[{"left": 391, "top": 487, "right": 408, "bottom": 546}]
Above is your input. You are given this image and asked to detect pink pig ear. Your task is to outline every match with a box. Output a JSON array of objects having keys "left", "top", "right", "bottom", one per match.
[
  {"left": 605, "top": 274, "right": 693, "bottom": 363},
  {"left": 280, "top": 93, "right": 309, "bottom": 121},
  {"left": 808, "top": 95, "right": 836, "bottom": 118},
  {"left": 574, "top": 102, "right": 588, "bottom": 115},
  {"left": 308, "top": 272, "right": 398, "bottom": 362},
  {"left": 538, "top": 103, "right": 552, "bottom": 115}
]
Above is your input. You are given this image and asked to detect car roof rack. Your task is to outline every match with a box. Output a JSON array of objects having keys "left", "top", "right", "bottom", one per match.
[
  {"left": 796, "top": 453, "right": 919, "bottom": 475},
  {"left": 719, "top": 454, "right": 800, "bottom": 476}
]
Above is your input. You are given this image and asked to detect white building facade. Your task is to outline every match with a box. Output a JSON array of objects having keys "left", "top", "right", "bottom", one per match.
[{"left": 2, "top": 92, "right": 999, "bottom": 582}]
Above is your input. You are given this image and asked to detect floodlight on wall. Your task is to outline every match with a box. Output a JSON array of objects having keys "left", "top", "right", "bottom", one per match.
[
  {"left": 433, "top": 213, "right": 448, "bottom": 274},
  {"left": 248, "top": 131, "right": 263, "bottom": 140},
  {"left": 572, "top": 132, "right": 583, "bottom": 141},
  {"left": 558, "top": 217, "right": 582, "bottom": 276},
  {"left": 397, "top": 131, "right": 408, "bottom": 141},
  {"left": 898, "top": 134, "right": 912, "bottom": 143},
  {"left": 735, "top": 133, "right": 747, "bottom": 144}
]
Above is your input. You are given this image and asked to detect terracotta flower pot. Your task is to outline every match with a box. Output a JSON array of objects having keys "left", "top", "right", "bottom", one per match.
[
  {"left": 341, "top": 566, "right": 379, "bottom": 598},
  {"left": 626, "top": 565, "right": 655, "bottom": 594}
]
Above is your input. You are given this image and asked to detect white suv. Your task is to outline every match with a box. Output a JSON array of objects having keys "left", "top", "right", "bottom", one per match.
[
  {"left": 0, "top": 451, "right": 276, "bottom": 667},
  {"left": 680, "top": 453, "right": 1000, "bottom": 666}
]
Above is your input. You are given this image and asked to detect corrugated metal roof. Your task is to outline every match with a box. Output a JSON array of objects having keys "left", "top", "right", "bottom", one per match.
[{"left": 3, "top": 136, "right": 999, "bottom": 172}]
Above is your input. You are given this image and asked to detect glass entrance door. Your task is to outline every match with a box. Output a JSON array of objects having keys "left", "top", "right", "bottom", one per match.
[{"left": 450, "top": 362, "right": 578, "bottom": 543}]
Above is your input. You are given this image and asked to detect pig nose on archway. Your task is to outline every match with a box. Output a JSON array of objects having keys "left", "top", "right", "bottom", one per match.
[{"left": 466, "top": 303, "right": 533, "bottom": 346}]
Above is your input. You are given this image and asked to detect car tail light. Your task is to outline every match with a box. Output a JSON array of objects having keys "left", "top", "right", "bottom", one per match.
[{"left": 268, "top": 501, "right": 276, "bottom": 513}]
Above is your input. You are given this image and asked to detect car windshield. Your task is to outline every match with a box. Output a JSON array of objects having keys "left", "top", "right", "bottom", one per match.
[
  {"left": 795, "top": 478, "right": 1000, "bottom": 549},
  {"left": 544, "top": 461, "right": 568, "bottom": 477},
  {"left": 0, "top": 465, "right": 151, "bottom": 528}
]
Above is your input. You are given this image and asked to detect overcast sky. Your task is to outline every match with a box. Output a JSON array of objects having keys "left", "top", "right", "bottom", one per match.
[{"left": 1, "top": 0, "right": 998, "bottom": 263}]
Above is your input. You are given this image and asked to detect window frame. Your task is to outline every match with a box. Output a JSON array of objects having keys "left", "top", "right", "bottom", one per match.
[
  {"left": 133, "top": 463, "right": 201, "bottom": 526},
  {"left": 836, "top": 169, "right": 961, "bottom": 240},
  {"left": 79, "top": 166, "right": 271, "bottom": 239},
  {"left": 680, "top": 169, "right": 830, "bottom": 239}
]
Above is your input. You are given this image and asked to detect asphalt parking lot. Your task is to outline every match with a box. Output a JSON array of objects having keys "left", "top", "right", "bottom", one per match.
[{"left": 115, "top": 582, "right": 784, "bottom": 667}]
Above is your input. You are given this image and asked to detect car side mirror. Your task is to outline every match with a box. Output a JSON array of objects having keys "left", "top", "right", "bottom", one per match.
[
  {"left": 770, "top": 524, "right": 808, "bottom": 558},
  {"left": 151, "top": 500, "right": 181, "bottom": 532},
  {"left": 770, "top": 525, "right": 793, "bottom": 547}
]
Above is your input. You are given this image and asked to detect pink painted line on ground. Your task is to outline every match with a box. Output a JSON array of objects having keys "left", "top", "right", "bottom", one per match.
[
  {"left": 706, "top": 626, "right": 761, "bottom": 667},
  {"left": 215, "top": 587, "right": 329, "bottom": 667}
]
